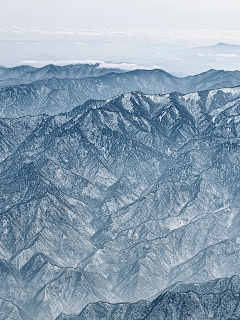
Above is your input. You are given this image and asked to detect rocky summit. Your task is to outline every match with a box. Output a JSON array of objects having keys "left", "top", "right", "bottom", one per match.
[{"left": 1, "top": 87, "right": 240, "bottom": 319}]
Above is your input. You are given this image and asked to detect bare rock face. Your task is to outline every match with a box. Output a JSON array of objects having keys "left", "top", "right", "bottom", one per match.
[{"left": 1, "top": 88, "right": 240, "bottom": 319}]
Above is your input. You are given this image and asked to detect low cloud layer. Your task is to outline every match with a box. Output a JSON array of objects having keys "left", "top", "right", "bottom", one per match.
[
  {"left": 1, "top": 26, "right": 240, "bottom": 44},
  {"left": 216, "top": 53, "right": 239, "bottom": 58},
  {"left": 20, "top": 59, "right": 161, "bottom": 70}
]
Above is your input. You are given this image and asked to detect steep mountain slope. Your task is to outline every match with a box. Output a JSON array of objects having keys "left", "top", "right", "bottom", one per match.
[
  {"left": 0, "top": 114, "right": 48, "bottom": 162},
  {"left": 1, "top": 69, "right": 240, "bottom": 117},
  {"left": 57, "top": 276, "right": 240, "bottom": 320},
  {"left": 1, "top": 88, "right": 240, "bottom": 318},
  {"left": 0, "top": 298, "right": 25, "bottom": 320},
  {"left": 162, "top": 275, "right": 240, "bottom": 295}
]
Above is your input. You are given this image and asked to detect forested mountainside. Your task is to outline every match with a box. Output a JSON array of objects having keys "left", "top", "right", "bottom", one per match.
[{"left": 1, "top": 88, "right": 240, "bottom": 319}]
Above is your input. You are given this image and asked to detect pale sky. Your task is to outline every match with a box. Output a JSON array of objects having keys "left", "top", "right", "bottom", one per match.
[
  {"left": 1, "top": 0, "right": 240, "bottom": 72},
  {"left": 1, "top": 0, "right": 239, "bottom": 30}
]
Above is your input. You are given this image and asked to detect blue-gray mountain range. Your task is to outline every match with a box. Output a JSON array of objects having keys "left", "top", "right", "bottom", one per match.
[
  {"left": 1, "top": 86, "right": 240, "bottom": 319},
  {"left": 1, "top": 66, "right": 240, "bottom": 117},
  {"left": 0, "top": 63, "right": 126, "bottom": 87}
]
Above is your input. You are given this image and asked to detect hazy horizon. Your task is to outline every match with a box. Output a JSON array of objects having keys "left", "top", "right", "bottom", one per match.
[{"left": 1, "top": 0, "right": 240, "bottom": 74}]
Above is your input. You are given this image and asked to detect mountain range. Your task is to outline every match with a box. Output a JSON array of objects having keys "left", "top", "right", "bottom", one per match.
[
  {"left": 1, "top": 86, "right": 240, "bottom": 319},
  {"left": 0, "top": 63, "right": 126, "bottom": 88},
  {"left": 1, "top": 66, "right": 240, "bottom": 117}
]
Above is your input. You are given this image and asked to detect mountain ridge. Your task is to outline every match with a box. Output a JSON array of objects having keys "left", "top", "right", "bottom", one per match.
[
  {"left": 1, "top": 68, "right": 240, "bottom": 118},
  {"left": 56, "top": 276, "right": 240, "bottom": 320},
  {"left": 1, "top": 88, "right": 240, "bottom": 318}
]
